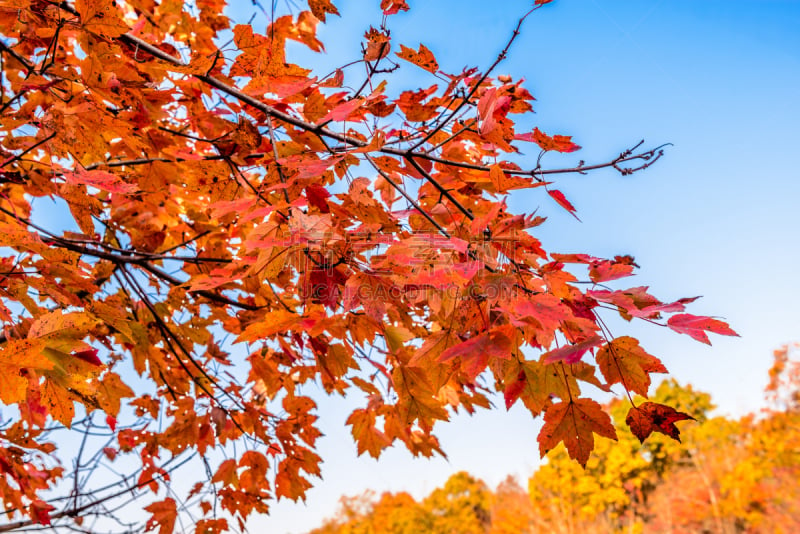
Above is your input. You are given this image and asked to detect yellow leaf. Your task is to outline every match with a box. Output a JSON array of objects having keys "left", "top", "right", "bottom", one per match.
[{"left": 384, "top": 324, "right": 413, "bottom": 353}]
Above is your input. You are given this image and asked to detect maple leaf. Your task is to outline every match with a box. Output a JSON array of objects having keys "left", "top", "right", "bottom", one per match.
[
  {"left": 63, "top": 169, "right": 138, "bottom": 194},
  {"left": 538, "top": 398, "right": 617, "bottom": 467},
  {"left": 547, "top": 189, "right": 581, "bottom": 220},
  {"left": 196, "top": 519, "right": 230, "bottom": 534},
  {"left": 39, "top": 379, "right": 75, "bottom": 427},
  {"left": 72, "top": 348, "right": 102, "bottom": 366},
  {"left": 626, "top": 401, "right": 695, "bottom": 443},
  {"left": 667, "top": 313, "right": 739, "bottom": 345},
  {"left": 305, "top": 184, "right": 331, "bottom": 213},
  {"left": 392, "top": 365, "right": 449, "bottom": 423},
  {"left": 322, "top": 96, "right": 365, "bottom": 123},
  {"left": 507, "top": 359, "right": 568, "bottom": 415},
  {"left": 381, "top": 0, "right": 410, "bottom": 15},
  {"left": 489, "top": 163, "right": 535, "bottom": 192},
  {"left": 95, "top": 372, "right": 136, "bottom": 417},
  {"left": 588, "top": 287, "right": 698, "bottom": 320},
  {"left": 478, "top": 87, "right": 512, "bottom": 136},
  {"left": 516, "top": 127, "right": 581, "bottom": 152},
  {"left": 30, "top": 500, "right": 55, "bottom": 526},
  {"left": 438, "top": 328, "right": 513, "bottom": 379},
  {"left": 588, "top": 260, "right": 634, "bottom": 283},
  {"left": 396, "top": 44, "right": 439, "bottom": 73},
  {"left": 504, "top": 293, "right": 568, "bottom": 347},
  {"left": 595, "top": 336, "right": 667, "bottom": 396},
  {"left": 229, "top": 116, "right": 263, "bottom": 154},
  {"left": 0, "top": 338, "right": 51, "bottom": 375},
  {"left": 303, "top": 264, "right": 348, "bottom": 310},
  {"left": 346, "top": 408, "right": 392, "bottom": 458},
  {"left": 396, "top": 85, "right": 440, "bottom": 122},
  {"left": 503, "top": 369, "right": 527, "bottom": 410},
  {"left": 76, "top": 0, "right": 129, "bottom": 38},
  {"left": 144, "top": 498, "right": 178, "bottom": 534},
  {"left": 364, "top": 27, "right": 391, "bottom": 61},
  {"left": 543, "top": 335, "right": 603, "bottom": 364},
  {"left": 308, "top": 0, "right": 340, "bottom": 22},
  {"left": 212, "top": 459, "right": 239, "bottom": 487}
]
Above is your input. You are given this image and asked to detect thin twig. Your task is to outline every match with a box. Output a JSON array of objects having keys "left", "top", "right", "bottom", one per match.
[{"left": 410, "top": 5, "right": 541, "bottom": 150}]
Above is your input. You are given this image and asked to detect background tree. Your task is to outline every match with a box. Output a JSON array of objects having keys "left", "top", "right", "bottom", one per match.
[
  {"left": 645, "top": 347, "right": 800, "bottom": 533},
  {"left": 421, "top": 471, "right": 492, "bottom": 534},
  {"left": 0, "top": 0, "right": 737, "bottom": 531},
  {"left": 488, "top": 476, "right": 535, "bottom": 534},
  {"left": 310, "top": 472, "right": 490, "bottom": 534},
  {"left": 313, "top": 352, "right": 800, "bottom": 533},
  {"left": 310, "top": 490, "right": 429, "bottom": 534},
  {"left": 527, "top": 380, "right": 715, "bottom": 533}
]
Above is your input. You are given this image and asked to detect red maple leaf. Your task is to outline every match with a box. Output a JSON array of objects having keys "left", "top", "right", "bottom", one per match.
[
  {"left": 30, "top": 500, "right": 55, "bottom": 526},
  {"left": 543, "top": 335, "right": 603, "bottom": 364},
  {"left": 381, "top": 0, "right": 410, "bottom": 15},
  {"left": 304, "top": 265, "right": 348, "bottom": 310},
  {"left": 305, "top": 184, "right": 331, "bottom": 213},
  {"left": 547, "top": 189, "right": 580, "bottom": 220},
  {"left": 73, "top": 348, "right": 102, "bottom": 366},
  {"left": 626, "top": 402, "right": 695, "bottom": 443},
  {"left": 667, "top": 314, "right": 739, "bottom": 345}
]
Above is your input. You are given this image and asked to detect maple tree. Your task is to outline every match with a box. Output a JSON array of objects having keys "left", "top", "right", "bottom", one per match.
[{"left": 0, "top": 0, "right": 738, "bottom": 531}]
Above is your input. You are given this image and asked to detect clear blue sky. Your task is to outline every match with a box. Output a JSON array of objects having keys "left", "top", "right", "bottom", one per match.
[{"left": 230, "top": 1, "right": 800, "bottom": 532}]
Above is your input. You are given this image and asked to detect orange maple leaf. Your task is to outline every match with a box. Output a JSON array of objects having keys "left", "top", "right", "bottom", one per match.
[
  {"left": 595, "top": 336, "right": 667, "bottom": 396},
  {"left": 364, "top": 27, "right": 391, "bottom": 61},
  {"left": 516, "top": 127, "right": 581, "bottom": 152},
  {"left": 144, "top": 498, "right": 178, "bottom": 534},
  {"left": 396, "top": 44, "right": 439, "bottom": 73},
  {"left": 538, "top": 398, "right": 617, "bottom": 467}
]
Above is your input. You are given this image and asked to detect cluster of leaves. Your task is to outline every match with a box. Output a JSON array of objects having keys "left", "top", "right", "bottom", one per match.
[
  {"left": 0, "top": 0, "right": 736, "bottom": 531},
  {"left": 314, "top": 354, "right": 800, "bottom": 533}
]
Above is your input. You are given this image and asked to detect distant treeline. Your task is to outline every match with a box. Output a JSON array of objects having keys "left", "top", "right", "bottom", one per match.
[{"left": 311, "top": 345, "right": 800, "bottom": 534}]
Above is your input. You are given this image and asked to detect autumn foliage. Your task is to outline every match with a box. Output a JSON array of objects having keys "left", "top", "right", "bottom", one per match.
[
  {"left": 313, "top": 350, "right": 800, "bottom": 533},
  {"left": 0, "top": 0, "right": 737, "bottom": 531}
]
